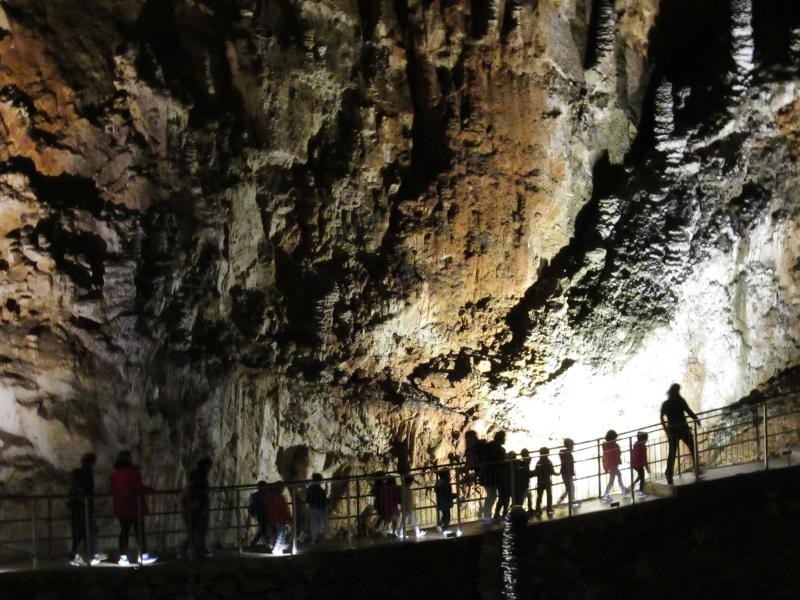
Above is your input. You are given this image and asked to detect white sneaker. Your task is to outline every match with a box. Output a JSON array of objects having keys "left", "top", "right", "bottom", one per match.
[
  {"left": 117, "top": 555, "right": 131, "bottom": 566},
  {"left": 138, "top": 553, "right": 158, "bottom": 565},
  {"left": 271, "top": 546, "right": 283, "bottom": 555},
  {"left": 435, "top": 525, "right": 443, "bottom": 533},
  {"left": 601, "top": 495, "right": 612, "bottom": 503},
  {"left": 636, "top": 491, "right": 648, "bottom": 498},
  {"left": 415, "top": 530, "right": 427, "bottom": 538},
  {"left": 70, "top": 554, "right": 86, "bottom": 567}
]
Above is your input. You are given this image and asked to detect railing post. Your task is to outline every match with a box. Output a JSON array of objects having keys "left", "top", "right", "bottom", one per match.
[
  {"left": 31, "top": 497, "right": 38, "bottom": 568},
  {"left": 346, "top": 476, "right": 353, "bottom": 546},
  {"left": 628, "top": 437, "right": 635, "bottom": 504},
  {"left": 291, "top": 487, "right": 298, "bottom": 556},
  {"left": 355, "top": 475, "right": 361, "bottom": 537},
  {"left": 455, "top": 468, "right": 462, "bottom": 537},
  {"left": 763, "top": 402, "right": 769, "bottom": 470},
  {"left": 137, "top": 495, "right": 143, "bottom": 566},
  {"left": 47, "top": 497, "right": 53, "bottom": 559},
  {"left": 693, "top": 419, "right": 699, "bottom": 477},
  {"left": 509, "top": 460, "right": 515, "bottom": 510},
  {"left": 186, "top": 487, "right": 192, "bottom": 562},
  {"left": 84, "top": 496, "right": 92, "bottom": 563},
  {"left": 235, "top": 489, "right": 243, "bottom": 555},
  {"left": 596, "top": 439, "right": 602, "bottom": 498}
]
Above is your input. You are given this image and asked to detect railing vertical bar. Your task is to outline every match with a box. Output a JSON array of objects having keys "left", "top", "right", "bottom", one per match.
[
  {"left": 596, "top": 439, "right": 602, "bottom": 498},
  {"left": 763, "top": 402, "right": 769, "bottom": 470}
]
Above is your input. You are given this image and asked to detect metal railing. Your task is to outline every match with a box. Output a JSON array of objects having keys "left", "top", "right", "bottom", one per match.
[{"left": 1, "top": 392, "right": 798, "bottom": 566}]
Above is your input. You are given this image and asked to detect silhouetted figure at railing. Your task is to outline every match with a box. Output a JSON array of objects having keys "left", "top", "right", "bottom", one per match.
[
  {"left": 602, "top": 430, "right": 629, "bottom": 501},
  {"left": 400, "top": 475, "right": 426, "bottom": 539},
  {"left": 514, "top": 449, "right": 532, "bottom": 512},
  {"left": 434, "top": 469, "right": 454, "bottom": 536},
  {"left": 484, "top": 431, "right": 507, "bottom": 521},
  {"left": 631, "top": 432, "right": 650, "bottom": 496},
  {"left": 181, "top": 457, "right": 212, "bottom": 558},
  {"left": 264, "top": 482, "right": 291, "bottom": 554},
  {"left": 110, "top": 450, "right": 157, "bottom": 566},
  {"left": 248, "top": 481, "right": 269, "bottom": 546},
  {"left": 496, "top": 451, "right": 514, "bottom": 519},
  {"left": 306, "top": 473, "right": 328, "bottom": 544},
  {"left": 68, "top": 453, "right": 106, "bottom": 566},
  {"left": 464, "top": 430, "right": 482, "bottom": 484},
  {"left": 660, "top": 383, "right": 701, "bottom": 485},
  {"left": 533, "top": 447, "right": 556, "bottom": 517},
  {"left": 557, "top": 438, "right": 578, "bottom": 507}
]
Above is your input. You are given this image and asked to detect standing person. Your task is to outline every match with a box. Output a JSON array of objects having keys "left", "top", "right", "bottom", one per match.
[
  {"left": 557, "top": 438, "right": 578, "bottom": 507},
  {"left": 464, "top": 430, "right": 486, "bottom": 485},
  {"left": 371, "top": 472, "right": 387, "bottom": 535},
  {"left": 68, "top": 453, "right": 106, "bottom": 566},
  {"left": 377, "top": 475, "right": 401, "bottom": 537},
  {"left": 306, "top": 473, "right": 328, "bottom": 544},
  {"left": 264, "top": 481, "right": 292, "bottom": 554},
  {"left": 661, "top": 383, "right": 702, "bottom": 485},
  {"left": 513, "top": 450, "right": 532, "bottom": 511},
  {"left": 533, "top": 447, "right": 556, "bottom": 517},
  {"left": 434, "top": 469, "right": 455, "bottom": 536},
  {"left": 484, "top": 431, "right": 507, "bottom": 521},
  {"left": 495, "top": 451, "right": 515, "bottom": 519},
  {"left": 602, "top": 430, "right": 629, "bottom": 501},
  {"left": 110, "top": 450, "right": 157, "bottom": 566},
  {"left": 399, "top": 475, "right": 426, "bottom": 539},
  {"left": 181, "top": 457, "right": 212, "bottom": 558},
  {"left": 631, "top": 432, "right": 650, "bottom": 497},
  {"left": 249, "top": 481, "right": 269, "bottom": 546}
]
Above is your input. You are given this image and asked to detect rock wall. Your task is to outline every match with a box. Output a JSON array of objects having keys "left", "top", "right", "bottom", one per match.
[{"left": 0, "top": 0, "right": 798, "bottom": 492}]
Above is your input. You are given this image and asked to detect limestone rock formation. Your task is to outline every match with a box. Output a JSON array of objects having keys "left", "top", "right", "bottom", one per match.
[{"left": 0, "top": 0, "right": 798, "bottom": 492}]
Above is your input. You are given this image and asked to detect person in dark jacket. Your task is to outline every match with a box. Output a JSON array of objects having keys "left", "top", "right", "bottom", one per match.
[
  {"left": 306, "top": 473, "right": 328, "bottom": 544},
  {"left": 661, "top": 383, "right": 701, "bottom": 484},
  {"left": 110, "top": 450, "right": 157, "bottom": 565},
  {"left": 533, "top": 447, "right": 557, "bottom": 517},
  {"left": 181, "top": 457, "right": 212, "bottom": 558},
  {"left": 434, "top": 469, "right": 455, "bottom": 536},
  {"left": 513, "top": 449, "right": 532, "bottom": 511},
  {"left": 483, "top": 431, "right": 507, "bottom": 521},
  {"left": 68, "top": 453, "right": 106, "bottom": 566},
  {"left": 249, "top": 481, "right": 269, "bottom": 546}
]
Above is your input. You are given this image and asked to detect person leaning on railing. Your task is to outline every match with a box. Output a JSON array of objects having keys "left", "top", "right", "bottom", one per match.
[{"left": 660, "top": 383, "right": 702, "bottom": 485}]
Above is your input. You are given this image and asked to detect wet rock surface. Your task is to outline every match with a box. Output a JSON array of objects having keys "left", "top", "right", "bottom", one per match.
[{"left": 0, "top": 1, "right": 798, "bottom": 491}]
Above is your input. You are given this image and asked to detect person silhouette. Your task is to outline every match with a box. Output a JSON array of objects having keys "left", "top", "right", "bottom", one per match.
[{"left": 660, "top": 383, "right": 701, "bottom": 484}]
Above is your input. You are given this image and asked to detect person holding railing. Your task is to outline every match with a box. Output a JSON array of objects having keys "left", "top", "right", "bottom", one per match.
[
  {"left": 399, "top": 475, "right": 426, "bottom": 539},
  {"left": 514, "top": 450, "right": 532, "bottom": 513},
  {"left": 68, "top": 453, "right": 106, "bottom": 566},
  {"left": 533, "top": 447, "right": 556, "bottom": 517},
  {"left": 110, "top": 450, "right": 157, "bottom": 566},
  {"left": 264, "top": 481, "right": 292, "bottom": 554},
  {"left": 434, "top": 469, "right": 454, "bottom": 536},
  {"left": 660, "top": 383, "right": 701, "bottom": 485},
  {"left": 180, "top": 457, "right": 212, "bottom": 558}
]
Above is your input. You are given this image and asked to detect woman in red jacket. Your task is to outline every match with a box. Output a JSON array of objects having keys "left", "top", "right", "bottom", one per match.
[
  {"left": 110, "top": 450, "right": 157, "bottom": 565},
  {"left": 601, "top": 430, "right": 630, "bottom": 502},
  {"left": 263, "top": 482, "right": 292, "bottom": 555}
]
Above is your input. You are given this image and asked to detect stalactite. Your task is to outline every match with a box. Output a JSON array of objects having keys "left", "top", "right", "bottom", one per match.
[
  {"left": 594, "top": 0, "right": 617, "bottom": 64},
  {"left": 730, "top": 0, "right": 754, "bottom": 96}
]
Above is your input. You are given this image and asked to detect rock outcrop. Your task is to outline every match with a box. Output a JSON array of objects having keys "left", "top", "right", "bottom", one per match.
[{"left": 0, "top": 0, "right": 798, "bottom": 492}]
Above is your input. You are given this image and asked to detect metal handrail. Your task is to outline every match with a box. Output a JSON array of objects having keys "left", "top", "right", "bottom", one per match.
[{"left": 0, "top": 393, "right": 798, "bottom": 563}]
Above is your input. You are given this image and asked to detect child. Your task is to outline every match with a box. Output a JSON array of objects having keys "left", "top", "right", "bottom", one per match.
[
  {"left": 602, "top": 430, "right": 629, "bottom": 501},
  {"left": 400, "top": 475, "right": 426, "bottom": 539},
  {"left": 306, "top": 473, "right": 328, "bottom": 544},
  {"left": 557, "top": 438, "right": 578, "bottom": 507},
  {"left": 434, "top": 470, "right": 454, "bottom": 536},
  {"left": 631, "top": 432, "right": 650, "bottom": 497},
  {"left": 533, "top": 447, "right": 556, "bottom": 517}
]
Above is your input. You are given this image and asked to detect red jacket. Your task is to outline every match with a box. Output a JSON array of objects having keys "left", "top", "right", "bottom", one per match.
[
  {"left": 602, "top": 441, "right": 621, "bottom": 472},
  {"left": 264, "top": 488, "right": 292, "bottom": 524},
  {"left": 110, "top": 466, "right": 152, "bottom": 518},
  {"left": 631, "top": 441, "right": 648, "bottom": 469}
]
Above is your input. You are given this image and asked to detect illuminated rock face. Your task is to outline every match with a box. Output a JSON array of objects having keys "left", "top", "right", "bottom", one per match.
[{"left": 0, "top": 0, "right": 798, "bottom": 491}]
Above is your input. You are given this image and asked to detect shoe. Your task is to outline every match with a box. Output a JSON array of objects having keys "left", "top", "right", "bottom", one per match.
[
  {"left": 70, "top": 554, "right": 86, "bottom": 567},
  {"left": 415, "top": 530, "right": 427, "bottom": 538},
  {"left": 636, "top": 491, "right": 648, "bottom": 498},
  {"left": 271, "top": 546, "right": 283, "bottom": 555},
  {"left": 138, "top": 553, "right": 158, "bottom": 565},
  {"left": 441, "top": 529, "right": 451, "bottom": 537},
  {"left": 601, "top": 495, "right": 612, "bottom": 503},
  {"left": 546, "top": 510, "right": 555, "bottom": 516},
  {"left": 204, "top": 549, "right": 214, "bottom": 557},
  {"left": 93, "top": 552, "right": 108, "bottom": 562},
  {"left": 117, "top": 555, "right": 131, "bottom": 566},
  {"left": 435, "top": 525, "right": 443, "bottom": 533}
]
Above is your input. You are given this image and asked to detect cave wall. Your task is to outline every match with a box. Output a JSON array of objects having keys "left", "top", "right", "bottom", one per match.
[{"left": 0, "top": 0, "right": 798, "bottom": 492}]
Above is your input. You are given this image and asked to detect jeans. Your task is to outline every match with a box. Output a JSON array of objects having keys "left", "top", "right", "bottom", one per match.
[{"left": 665, "top": 425, "right": 696, "bottom": 483}]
